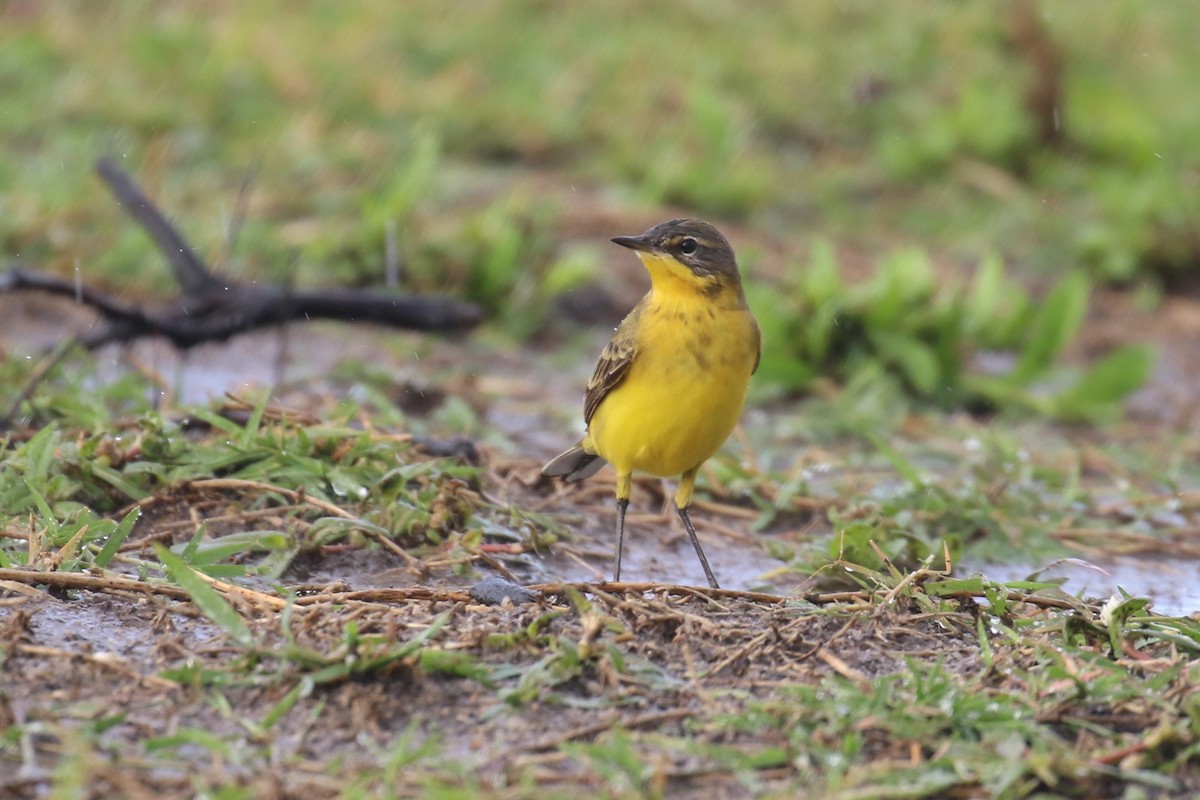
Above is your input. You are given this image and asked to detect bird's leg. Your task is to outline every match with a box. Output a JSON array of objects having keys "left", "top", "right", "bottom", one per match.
[
  {"left": 614, "top": 472, "right": 632, "bottom": 582},
  {"left": 677, "top": 507, "right": 719, "bottom": 589},
  {"left": 614, "top": 499, "right": 629, "bottom": 582},
  {"left": 676, "top": 468, "right": 719, "bottom": 589}
]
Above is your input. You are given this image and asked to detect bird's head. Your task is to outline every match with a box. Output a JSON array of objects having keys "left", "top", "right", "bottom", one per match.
[{"left": 612, "top": 219, "right": 742, "bottom": 294}]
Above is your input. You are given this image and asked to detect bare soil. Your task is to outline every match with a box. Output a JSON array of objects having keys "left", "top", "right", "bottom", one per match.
[
  {"left": 4, "top": 253, "right": 1200, "bottom": 797},
  {"left": 1, "top": 568, "right": 984, "bottom": 797}
]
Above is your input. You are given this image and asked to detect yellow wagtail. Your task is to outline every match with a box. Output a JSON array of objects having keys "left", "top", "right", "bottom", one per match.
[{"left": 542, "top": 219, "right": 760, "bottom": 588}]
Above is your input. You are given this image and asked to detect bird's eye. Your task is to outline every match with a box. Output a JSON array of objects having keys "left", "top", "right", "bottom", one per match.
[{"left": 679, "top": 237, "right": 698, "bottom": 255}]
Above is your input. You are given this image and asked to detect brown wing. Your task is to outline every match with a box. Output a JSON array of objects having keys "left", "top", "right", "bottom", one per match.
[
  {"left": 750, "top": 316, "right": 762, "bottom": 375},
  {"left": 583, "top": 303, "right": 642, "bottom": 425}
]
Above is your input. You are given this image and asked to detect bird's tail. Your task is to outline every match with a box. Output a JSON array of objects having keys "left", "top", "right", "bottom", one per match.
[{"left": 541, "top": 445, "right": 607, "bottom": 483}]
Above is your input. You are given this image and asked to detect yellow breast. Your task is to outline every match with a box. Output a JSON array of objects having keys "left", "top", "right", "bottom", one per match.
[{"left": 587, "top": 283, "right": 758, "bottom": 478}]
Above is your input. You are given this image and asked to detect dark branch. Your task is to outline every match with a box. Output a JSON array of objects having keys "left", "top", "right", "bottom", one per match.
[
  {"left": 1, "top": 159, "right": 483, "bottom": 353},
  {"left": 95, "top": 157, "right": 220, "bottom": 298},
  {"left": 0, "top": 265, "right": 153, "bottom": 326}
]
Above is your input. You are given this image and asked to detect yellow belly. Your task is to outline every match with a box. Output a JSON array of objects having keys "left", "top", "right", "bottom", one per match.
[{"left": 587, "top": 298, "right": 757, "bottom": 478}]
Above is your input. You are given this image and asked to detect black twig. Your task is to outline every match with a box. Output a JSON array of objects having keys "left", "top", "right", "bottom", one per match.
[
  {"left": 95, "top": 157, "right": 219, "bottom": 298},
  {"left": 0, "top": 159, "right": 483, "bottom": 354}
]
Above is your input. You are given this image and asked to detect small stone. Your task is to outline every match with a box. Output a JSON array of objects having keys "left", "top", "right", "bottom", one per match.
[{"left": 469, "top": 576, "right": 538, "bottom": 606}]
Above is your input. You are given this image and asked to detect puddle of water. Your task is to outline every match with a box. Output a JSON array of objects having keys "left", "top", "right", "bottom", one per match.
[
  {"left": 967, "top": 556, "right": 1200, "bottom": 617},
  {"left": 97, "top": 325, "right": 431, "bottom": 405},
  {"left": 535, "top": 516, "right": 788, "bottom": 590},
  {"left": 27, "top": 594, "right": 222, "bottom": 658},
  {"left": 5, "top": 301, "right": 1200, "bottom": 615}
]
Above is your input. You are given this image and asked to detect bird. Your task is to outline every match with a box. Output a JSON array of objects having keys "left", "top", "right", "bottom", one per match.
[{"left": 541, "top": 219, "right": 760, "bottom": 589}]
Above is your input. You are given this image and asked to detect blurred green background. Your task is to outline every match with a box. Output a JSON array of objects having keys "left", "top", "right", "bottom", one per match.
[
  {"left": 1, "top": 0, "right": 1195, "bottom": 415},
  {"left": 5, "top": 1, "right": 1197, "bottom": 277}
]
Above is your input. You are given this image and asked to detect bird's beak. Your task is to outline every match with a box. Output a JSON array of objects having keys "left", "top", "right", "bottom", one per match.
[{"left": 611, "top": 233, "right": 654, "bottom": 252}]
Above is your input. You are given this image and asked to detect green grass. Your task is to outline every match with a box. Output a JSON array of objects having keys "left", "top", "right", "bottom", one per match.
[
  {"left": 2, "top": 344, "right": 1200, "bottom": 797},
  {"left": 748, "top": 241, "right": 1152, "bottom": 420},
  {"left": 6, "top": 1, "right": 1193, "bottom": 417},
  {"left": 0, "top": 351, "right": 497, "bottom": 581},
  {"left": 3, "top": 4, "right": 1200, "bottom": 797},
  {"left": 0, "top": 347, "right": 1177, "bottom": 592},
  {"left": 704, "top": 392, "right": 1200, "bottom": 586},
  {"left": 3, "top": 1, "right": 1198, "bottom": 292},
  {"left": 4, "top": 2, "right": 1188, "bottom": 414}
]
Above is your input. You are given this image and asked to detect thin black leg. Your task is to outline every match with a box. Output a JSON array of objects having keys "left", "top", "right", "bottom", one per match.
[
  {"left": 678, "top": 506, "right": 719, "bottom": 589},
  {"left": 614, "top": 497, "right": 629, "bottom": 582}
]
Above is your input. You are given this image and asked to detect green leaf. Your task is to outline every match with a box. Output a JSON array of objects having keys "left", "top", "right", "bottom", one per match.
[
  {"left": 365, "top": 126, "right": 441, "bottom": 228},
  {"left": 419, "top": 649, "right": 518, "bottom": 685},
  {"left": 870, "top": 331, "right": 942, "bottom": 396},
  {"left": 144, "top": 727, "right": 232, "bottom": 756},
  {"left": 90, "top": 463, "right": 149, "bottom": 501},
  {"left": 866, "top": 432, "right": 923, "bottom": 486},
  {"left": 925, "top": 577, "right": 1059, "bottom": 597},
  {"left": 21, "top": 477, "right": 59, "bottom": 539},
  {"left": 924, "top": 576, "right": 987, "bottom": 595},
  {"left": 260, "top": 682, "right": 306, "bottom": 730},
  {"left": 180, "top": 530, "right": 291, "bottom": 566},
  {"left": 961, "top": 373, "right": 1046, "bottom": 415},
  {"left": 1010, "top": 271, "right": 1089, "bottom": 384},
  {"left": 21, "top": 424, "right": 59, "bottom": 488},
  {"left": 864, "top": 249, "right": 933, "bottom": 330},
  {"left": 180, "top": 407, "right": 243, "bottom": 436},
  {"left": 963, "top": 252, "right": 1003, "bottom": 336},
  {"left": 154, "top": 544, "right": 254, "bottom": 648},
  {"left": 1104, "top": 591, "right": 1152, "bottom": 654},
  {"left": 1051, "top": 344, "right": 1154, "bottom": 421},
  {"left": 803, "top": 239, "right": 843, "bottom": 305},
  {"left": 806, "top": 300, "right": 842, "bottom": 365},
  {"left": 181, "top": 523, "right": 207, "bottom": 562},
  {"left": 238, "top": 392, "right": 271, "bottom": 448},
  {"left": 94, "top": 507, "right": 140, "bottom": 568}
]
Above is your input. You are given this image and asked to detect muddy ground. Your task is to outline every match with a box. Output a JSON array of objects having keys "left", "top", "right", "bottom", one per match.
[
  {"left": 1, "top": 577, "right": 992, "bottom": 797},
  {"left": 2, "top": 272, "right": 1200, "bottom": 797}
]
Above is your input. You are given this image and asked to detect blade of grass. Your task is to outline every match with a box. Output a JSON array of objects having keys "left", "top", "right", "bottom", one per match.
[
  {"left": 94, "top": 507, "right": 140, "bottom": 568},
  {"left": 154, "top": 543, "right": 254, "bottom": 648}
]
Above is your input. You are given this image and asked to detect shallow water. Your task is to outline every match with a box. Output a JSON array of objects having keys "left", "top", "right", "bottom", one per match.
[
  {"left": 970, "top": 555, "right": 1200, "bottom": 618},
  {"left": 4, "top": 296, "right": 1199, "bottom": 616}
]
